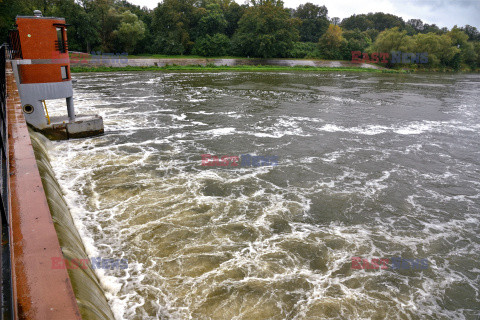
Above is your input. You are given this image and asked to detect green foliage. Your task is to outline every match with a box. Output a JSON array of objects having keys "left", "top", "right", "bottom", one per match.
[
  {"left": 341, "top": 12, "right": 404, "bottom": 32},
  {"left": 341, "top": 14, "right": 373, "bottom": 32},
  {"left": 448, "top": 26, "right": 469, "bottom": 47},
  {"left": 152, "top": 0, "right": 202, "bottom": 54},
  {"left": 421, "top": 24, "right": 444, "bottom": 35},
  {"left": 368, "top": 27, "right": 475, "bottom": 69},
  {"left": 87, "top": 0, "right": 118, "bottom": 52},
  {"left": 368, "top": 12, "right": 405, "bottom": 31},
  {"left": 342, "top": 29, "right": 372, "bottom": 58},
  {"left": 0, "top": 0, "right": 478, "bottom": 70},
  {"left": 197, "top": 3, "right": 227, "bottom": 37},
  {"left": 369, "top": 27, "right": 412, "bottom": 53},
  {"left": 293, "top": 3, "right": 329, "bottom": 42},
  {"left": 460, "top": 25, "right": 480, "bottom": 41},
  {"left": 318, "top": 24, "right": 346, "bottom": 59},
  {"left": 474, "top": 42, "right": 480, "bottom": 68},
  {"left": 406, "top": 19, "right": 424, "bottom": 33},
  {"left": 363, "top": 29, "right": 380, "bottom": 42},
  {"left": 112, "top": 11, "right": 145, "bottom": 53},
  {"left": 288, "top": 42, "right": 318, "bottom": 58},
  {"left": 0, "top": 0, "right": 26, "bottom": 43},
  {"left": 412, "top": 32, "right": 458, "bottom": 66},
  {"left": 232, "top": 0, "right": 299, "bottom": 58},
  {"left": 193, "top": 33, "right": 230, "bottom": 56},
  {"left": 446, "top": 26, "right": 478, "bottom": 68},
  {"left": 224, "top": 2, "right": 246, "bottom": 37}
]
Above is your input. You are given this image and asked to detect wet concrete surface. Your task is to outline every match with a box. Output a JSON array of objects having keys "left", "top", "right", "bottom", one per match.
[{"left": 72, "top": 57, "right": 383, "bottom": 69}]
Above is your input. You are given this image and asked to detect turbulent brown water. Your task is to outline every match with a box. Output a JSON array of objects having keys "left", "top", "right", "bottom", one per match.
[
  {"left": 29, "top": 129, "right": 115, "bottom": 320},
  {"left": 44, "top": 71, "right": 480, "bottom": 319}
]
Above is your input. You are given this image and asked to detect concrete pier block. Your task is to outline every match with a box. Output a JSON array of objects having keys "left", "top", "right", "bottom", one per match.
[
  {"left": 66, "top": 115, "right": 103, "bottom": 139},
  {"left": 38, "top": 114, "right": 104, "bottom": 140}
]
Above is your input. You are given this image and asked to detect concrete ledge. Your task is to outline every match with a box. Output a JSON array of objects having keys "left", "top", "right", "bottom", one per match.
[
  {"left": 6, "top": 62, "right": 81, "bottom": 319},
  {"left": 71, "top": 57, "right": 384, "bottom": 69},
  {"left": 66, "top": 115, "right": 103, "bottom": 139},
  {"left": 30, "top": 115, "right": 104, "bottom": 140}
]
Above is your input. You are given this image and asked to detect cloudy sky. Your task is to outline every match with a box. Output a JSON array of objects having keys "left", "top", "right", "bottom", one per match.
[{"left": 127, "top": 0, "right": 480, "bottom": 29}]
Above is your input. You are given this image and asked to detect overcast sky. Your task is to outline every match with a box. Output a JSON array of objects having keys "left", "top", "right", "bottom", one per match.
[{"left": 127, "top": 0, "right": 480, "bottom": 30}]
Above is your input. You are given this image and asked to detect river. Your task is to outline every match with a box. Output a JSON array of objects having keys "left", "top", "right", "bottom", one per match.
[{"left": 45, "top": 71, "right": 480, "bottom": 319}]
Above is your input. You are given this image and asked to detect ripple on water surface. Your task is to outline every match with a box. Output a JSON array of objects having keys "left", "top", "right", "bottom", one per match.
[{"left": 46, "top": 71, "right": 480, "bottom": 319}]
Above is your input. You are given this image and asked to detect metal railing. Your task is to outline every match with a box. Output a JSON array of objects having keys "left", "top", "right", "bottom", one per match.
[
  {"left": 0, "top": 44, "right": 13, "bottom": 320},
  {"left": 55, "top": 40, "right": 68, "bottom": 53},
  {"left": 7, "top": 31, "right": 21, "bottom": 60}
]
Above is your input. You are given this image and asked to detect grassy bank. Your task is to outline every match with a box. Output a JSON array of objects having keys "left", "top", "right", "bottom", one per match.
[
  {"left": 71, "top": 64, "right": 398, "bottom": 73},
  {"left": 127, "top": 54, "right": 247, "bottom": 59},
  {"left": 73, "top": 53, "right": 351, "bottom": 60}
]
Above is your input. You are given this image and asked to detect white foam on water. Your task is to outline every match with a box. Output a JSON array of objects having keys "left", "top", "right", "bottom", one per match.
[
  {"left": 42, "top": 72, "right": 480, "bottom": 319},
  {"left": 321, "top": 151, "right": 345, "bottom": 163},
  {"left": 316, "top": 120, "right": 478, "bottom": 136},
  {"left": 204, "top": 127, "right": 236, "bottom": 136},
  {"left": 394, "top": 122, "right": 434, "bottom": 135}
]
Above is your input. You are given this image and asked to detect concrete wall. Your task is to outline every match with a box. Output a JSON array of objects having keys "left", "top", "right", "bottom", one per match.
[{"left": 71, "top": 57, "right": 383, "bottom": 69}]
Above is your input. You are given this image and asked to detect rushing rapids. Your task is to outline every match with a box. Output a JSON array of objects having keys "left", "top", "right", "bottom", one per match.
[
  {"left": 30, "top": 128, "right": 115, "bottom": 320},
  {"left": 41, "top": 71, "right": 480, "bottom": 319}
]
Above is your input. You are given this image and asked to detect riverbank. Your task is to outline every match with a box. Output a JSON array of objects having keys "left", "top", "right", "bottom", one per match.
[
  {"left": 69, "top": 54, "right": 385, "bottom": 71},
  {"left": 69, "top": 53, "right": 479, "bottom": 73},
  {"left": 70, "top": 65, "right": 399, "bottom": 73}
]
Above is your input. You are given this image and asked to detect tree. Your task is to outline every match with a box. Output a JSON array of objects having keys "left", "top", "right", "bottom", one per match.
[
  {"left": 406, "top": 19, "right": 424, "bottom": 32},
  {"left": 330, "top": 17, "right": 340, "bottom": 26},
  {"left": 363, "top": 29, "right": 379, "bottom": 42},
  {"left": 295, "top": 2, "right": 327, "bottom": 19},
  {"left": 112, "top": 10, "right": 145, "bottom": 53},
  {"left": 293, "top": 3, "right": 329, "bottom": 42},
  {"left": 0, "top": 0, "right": 56, "bottom": 42},
  {"left": 412, "top": 32, "right": 458, "bottom": 67},
  {"left": 288, "top": 41, "right": 318, "bottom": 58},
  {"left": 224, "top": 2, "right": 246, "bottom": 37},
  {"left": 13, "top": 0, "right": 56, "bottom": 15},
  {"left": 197, "top": 3, "right": 227, "bottom": 37},
  {"left": 460, "top": 25, "right": 480, "bottom": 41},
  {"left": 342, "top": 29, "right": 371, "bottom": 59},
  {"left": 193, "top": 33, "right": 230, "bottom": 56},
  {"left": 118, "top": 4, "right": 155, "bottom": 54},
  {"left": 152, "top": 0, "right": 202, "bottom": 54},
  {"left": 422, "top": 23, "right": 442, "bottom": 35},
  {"left": 50, "top": 0, "right": 99, "bottom": 52},
  {"left": 369, "top": 27, "right": 412, "bottom": 53},
  {"left": 474, "top": 42, "right": 480, "bottom": 68},
  {"left": 448, "top": 26, "right": 477, "bottom": 68},
  {"left": 341, "top": 12, "right": 404, "bottom": 32},
  {"left": 341, "top": 14, "right": 373, "bottom": 31},
  {"left": 318, "top": 24, "right": 346, "bottom": 59},
  {"left": 367, "top": 12, "right": 404, "bottom": 31},
  {"left": 84, "top": 0, "right": 118, "bottom": 51},
  {"left": 232, "top": 0, "right": 299, "bottom": 58}
]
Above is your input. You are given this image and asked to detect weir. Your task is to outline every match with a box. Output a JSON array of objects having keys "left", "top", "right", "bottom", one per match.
[
  {"left": 3, "top": 43, "right": 115, "bottom": 319},
  {"left": 29, "top": 129, "right": 115, "bottom": 320}
]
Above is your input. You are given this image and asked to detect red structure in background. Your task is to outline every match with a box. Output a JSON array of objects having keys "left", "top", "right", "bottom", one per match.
[
  {"left": 8, "top": 10, "right": 103, "bottom": 139},
  {"left": 15, "top": 16, "right": 71, "bottom": 83}
]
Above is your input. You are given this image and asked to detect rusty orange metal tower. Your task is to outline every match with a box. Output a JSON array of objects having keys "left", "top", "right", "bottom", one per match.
[{"left": 9, "top": 10, "right": 103, "bottom": 139}]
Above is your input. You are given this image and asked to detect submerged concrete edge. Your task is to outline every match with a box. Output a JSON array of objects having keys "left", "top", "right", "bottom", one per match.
[{"left": 6, "top": 62, "right": 81, "bottom": 319}]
